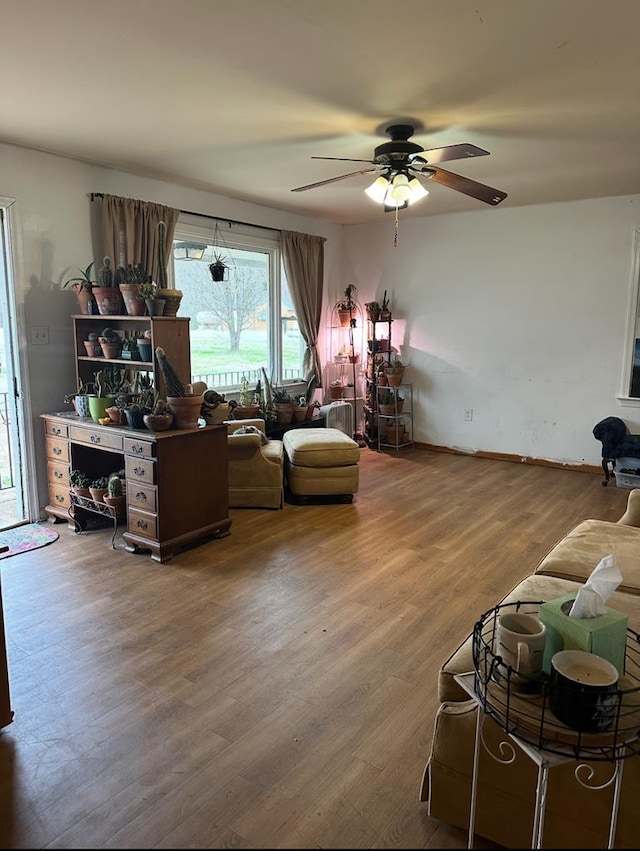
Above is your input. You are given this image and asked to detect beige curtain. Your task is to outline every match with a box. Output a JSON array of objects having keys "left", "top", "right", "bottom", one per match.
[
  {"left": 93, "top": 194, "right": 179, "bottom": 284},
  {"left": 281, "top": 230, "right": 325, "bottom": 386}
]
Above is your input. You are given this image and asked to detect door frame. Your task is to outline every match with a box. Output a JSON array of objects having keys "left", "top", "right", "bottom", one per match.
[{"left": 0, "top": 195, "right": 39, "bottom": 525}]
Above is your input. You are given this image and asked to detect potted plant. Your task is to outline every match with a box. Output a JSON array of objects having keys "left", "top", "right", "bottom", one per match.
[
  {"left": 63, "top": 262, "right": 97, "bottom": 315},
  {"left": 328, "top": 378, "right": 345, "bottom": 400},
  {"left": 384, "top": 357, "right": 405, "bottom": 386},
  {"left": 92, "top": 256, "right": 124, "bottom": 315},
  {"left": 209, "top": 251, "right": 229, "bottom": 283},
  {"left": 136, "top": 331, "right": 153, "bottom": 362},
  {"left": 83, "top": 330, "right": 102, "bottom": 358},
  {"left": 272, "top": 385, "right": 294, "bottom": 424},
  {"left": 155, "top": 221, "right": 183, "bottom": 316},
  {"left": 233, "top": 374, "right": 261, "bottom": 418},
  {"left": 64, "top": 379, "right": 94, "bottom": 417},
  {"left": 103, "top": 474, "right": 126, "bottom": 519},
  {"left": 139, "top": 280, "right": 165, "bottom": 316},
  {"left": 377, "top": 388, "right": 396, "bottom": 416},
  {"left": 380, "top": 289, "right": 391, "bottom": 320},
  {"left": 69, "top": 468, "right": 90, "bottom": 497},
  {"left": 87, "top": 365, "right": 127, "bottom": 422},
  {"left": 336, "top": 284, "right": 357, "bottom": 327},
  {"left": 88, "top": 475, "right": 110, "bottom": 503},
  {"left": 114, "top": 263, "right": 148, "bottom": 316},
  {"left": 155, "top": 346, "right": 203, "bottom": 428},
  {"left": 143, "top": 397, "right": 174, "bottom": 432},
  {"left": 365, "top": 301, "right": 380, "bottom": 322},
  {"left": 98, "top": 326, "right": 122, "bottom": 359}
]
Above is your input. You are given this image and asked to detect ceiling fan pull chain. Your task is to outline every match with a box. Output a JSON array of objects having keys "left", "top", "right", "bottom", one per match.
[{"left": 394, "top": 207, "right": 399, "bottom": 247}]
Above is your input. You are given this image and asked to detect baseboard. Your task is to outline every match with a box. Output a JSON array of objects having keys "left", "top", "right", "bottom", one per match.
[{"left": 413, "top": 441, "right": 601, "bottom": 476}]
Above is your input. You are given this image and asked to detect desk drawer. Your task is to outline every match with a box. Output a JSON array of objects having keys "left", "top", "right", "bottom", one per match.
[
  {"left": 45, "top": 436, "right": 70, "bottom": 464},
  {"left": 126, "top": 481, "right": 157, "bottom": 513},
  {"left": 125, "top": 455, "right": 156, "bottom": 485},
  {"left": 48, "top": 460, "right": 69, "bottom": 488},
  {"left": 124, "top": 437, "right": 155, "bottom": 458},
  {"left": 45, "top": 420, "right": 69, "bottom": 439},
  {"left": 48, "top": 483, "right": 71, "bottom": 511},
  {"left": 127, "top": 508, "right": 158, "bottom": 541},
  {"left": 70, "top": 425, "right": 124, "bottom": 452}
]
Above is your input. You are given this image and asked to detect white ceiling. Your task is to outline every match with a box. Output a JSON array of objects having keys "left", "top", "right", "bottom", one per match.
[{"left": 3, "top": 0, "right": 640, "bottom": 224}]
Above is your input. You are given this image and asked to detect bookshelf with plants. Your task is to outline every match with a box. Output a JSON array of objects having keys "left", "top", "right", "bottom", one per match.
[{"left": 324, "top": 285, "right": 364, "bottom": 436}]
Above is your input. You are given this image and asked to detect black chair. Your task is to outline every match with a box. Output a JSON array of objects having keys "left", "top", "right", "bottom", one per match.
[{"left": 592, "top": 416, "right": 640, "bottom": 485}]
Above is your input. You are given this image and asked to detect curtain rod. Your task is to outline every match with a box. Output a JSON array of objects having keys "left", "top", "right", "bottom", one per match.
[{"left": 90, "top": 193, "right": 278, "bottom": 234}]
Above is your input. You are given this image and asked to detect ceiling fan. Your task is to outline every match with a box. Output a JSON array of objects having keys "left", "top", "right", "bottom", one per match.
[{"left": 291, "top": 123, "right": 507, "bottom": 210}]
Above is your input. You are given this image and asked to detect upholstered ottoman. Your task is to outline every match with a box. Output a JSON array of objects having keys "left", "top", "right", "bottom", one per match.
[{"left": 283, "top": 428, "right": 360, "bottom": 503}]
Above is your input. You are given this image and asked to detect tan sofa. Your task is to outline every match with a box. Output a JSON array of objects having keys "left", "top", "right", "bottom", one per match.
[
  {"left": 225, "top": 419, "right": 284, "bottom": 509},
  {"left": 421, "top": 489, "right": 640, "bottom": 849}
]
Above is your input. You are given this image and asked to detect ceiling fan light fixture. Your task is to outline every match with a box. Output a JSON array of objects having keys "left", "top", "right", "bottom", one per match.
[
  {"left": 407, "top": 177, "right": 429, "bottom": 204},
  {"left": 364, "top": 175, "right": 390, "bottom": 203}
]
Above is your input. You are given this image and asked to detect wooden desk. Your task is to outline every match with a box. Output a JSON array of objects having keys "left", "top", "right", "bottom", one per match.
[{"left": 41, "top": 412, "right": 231, "bottom": 562}]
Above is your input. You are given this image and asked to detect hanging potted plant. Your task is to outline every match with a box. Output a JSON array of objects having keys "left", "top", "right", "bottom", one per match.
[{"left": 209, "top": 251, "right": 229, "bottom": 283}]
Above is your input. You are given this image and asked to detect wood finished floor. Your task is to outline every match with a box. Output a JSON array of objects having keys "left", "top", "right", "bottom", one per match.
[{"left": 0, "top": 447, "right": 629, "bottom": 849}]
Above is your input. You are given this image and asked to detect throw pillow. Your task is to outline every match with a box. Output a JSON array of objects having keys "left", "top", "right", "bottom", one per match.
[{"left": 234, "top": 425, "right": 268, "bottom": 445}]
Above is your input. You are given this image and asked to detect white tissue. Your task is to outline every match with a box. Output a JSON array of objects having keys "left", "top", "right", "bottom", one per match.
[{"left": 569, "top": 553, "right": 622, "bottom": 618}]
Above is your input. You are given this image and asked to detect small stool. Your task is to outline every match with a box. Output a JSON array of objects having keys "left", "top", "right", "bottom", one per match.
[{"left": 283, "top": 427, "right": 360, "bottom": 503}]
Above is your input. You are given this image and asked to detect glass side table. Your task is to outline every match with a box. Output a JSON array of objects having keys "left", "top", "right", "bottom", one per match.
[{"left": 459, "top": 601, "right": 640, "bottom": 849}]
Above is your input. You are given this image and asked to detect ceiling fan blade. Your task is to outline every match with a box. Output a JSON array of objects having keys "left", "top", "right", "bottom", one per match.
[
  {"left": 291, "top": 168, "right": 379, "bottom": 192},
  {"left": 413, "top": 143, "right": 490, "bottom": 165},
  {"left": 311, "top": 156, "right": 378, "bottom": 164},
  {"left": 414, "top": 165, "right": 507, "bottom": 205}
]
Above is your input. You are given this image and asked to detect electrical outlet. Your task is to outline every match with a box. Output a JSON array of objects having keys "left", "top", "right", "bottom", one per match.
[
  {"left": 31, "top": 326, "right": 49, "bottom": 345},
  {"left": 464, "top": 407, "right": 473, "bottom": 422}
]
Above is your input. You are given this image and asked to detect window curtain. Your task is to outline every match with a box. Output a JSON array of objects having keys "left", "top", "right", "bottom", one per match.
[
  {"left": 281, "top": 230, "right": 325, "bottom": 386},
  {"left": 92, "top": 194, "right": 179, "bottom": 284}
]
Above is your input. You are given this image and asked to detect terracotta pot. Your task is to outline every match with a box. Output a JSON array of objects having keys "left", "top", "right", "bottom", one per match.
[
  {"left": 292, "top": 407, "right": 307, "bottom": 422},
  {"left": 166, "top": 394, "right": 204, "bottom": 429},
  {"left": 83, "top": 340, "right": 102, "bottom": 357},
  {"left": 143, "top": 413, "right": 173, "bottom": 432},
  {"left": 73, "top": 284, "right": 95, "bottom": 315},
  {"left": 119, "top": 284, "right": 146, "bottom": 316},
  {"left": 88, "top": 486, "right": 108, "bottom": 503},
  {"left": 338, "top": 309, "right": 352, "bottom": 327},
  {"left": 385, "top": 370, "right": 403, "bottom": 387},
  {"left": 328, "top": 385, "right": 345, "bottom": 400},
  {"left": 93, "top": 287, "right": 123, "bottom": 315},
  {"left": 105, "top": 406, "right": 123, "bottom": 424},
  {"left": 273, "top": 402, "right": 294, "bottom": 424},
  {"left": 104, "top": 494, "right": 126, "bottom": 519},
  {"left": 71, "top": 486, "right": 90, "bottom": 499},
  {"left": 99, "top": 339, "right": 122, "bottom": 359}
]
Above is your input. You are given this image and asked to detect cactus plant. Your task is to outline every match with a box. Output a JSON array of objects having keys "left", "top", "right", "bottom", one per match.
[
  {"left": 107, "top": 475, "right": 122, "bottom": 498},
  {"left": 62, "top": 262, "right": 96, "bottom": 290},
  {"left": 98, "top": 256, "right": 114, "bottom": 287}
]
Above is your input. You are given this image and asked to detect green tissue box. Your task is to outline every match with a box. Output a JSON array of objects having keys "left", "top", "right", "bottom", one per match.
[{"left": 539, "top": 593, "right": 628, "bottom": 675}]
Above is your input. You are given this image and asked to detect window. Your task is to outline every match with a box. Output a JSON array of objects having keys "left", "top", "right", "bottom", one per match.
[{"left": 171, "top": 216, "right": 305, "bottom": 392}]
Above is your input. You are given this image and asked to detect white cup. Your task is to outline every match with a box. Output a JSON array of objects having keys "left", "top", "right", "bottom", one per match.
[{"left": 497, "top": 612, "right": 546, "bottom": 680}]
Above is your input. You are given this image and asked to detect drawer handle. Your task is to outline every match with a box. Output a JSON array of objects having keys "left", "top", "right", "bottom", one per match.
[
  {"left": 136, "top": 519, "right": 148, "bottom": 530},
  {"left": 54, "top": 470, "right": 63, "bottom": 479},
  {"left": 131, "top": 443, "right": 144, "bottom": 454},
  {"left": 53, "top": 446, "right": 61, "bottom": 456},
  {"left": 133, "top": 466, "right": 145, "bottom": 477},
  {"left": 90, "top": 434, "right": 101, "bottom": 444},
  {"left": 55, "top": 493, "right": 64, "bottom": 503},
  {"left": 135, "top": 491, "right": 147, "bottom": 502},
  {"left": 52, "top": 426, "right": 61, "bottom": 435}
]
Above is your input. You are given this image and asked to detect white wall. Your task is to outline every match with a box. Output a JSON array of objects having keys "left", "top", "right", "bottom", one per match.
[
  {"left": 344, "top": 196, "right": 640, "bottom": 466},
  {"left": 0, "top": 142, "right": 343, "bottom": 510}
]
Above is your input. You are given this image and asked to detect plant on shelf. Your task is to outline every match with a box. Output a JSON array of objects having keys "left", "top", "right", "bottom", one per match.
[
  {"left": 62, "top": 262, "right": 96, "bottom": 292},
  {"left": 380, "top": 289, "right": 391, "bottom": 320},
  {"left": 62, "top": 261, "right": 97, "bottom": 314},
  {"left": 154, "top": 346, "right": 203, "bottom": 428},
  {"left": 98, "top": 326, "right": 122, "bottom": 358},
  {"left": 384, "top": 357, "right": 405, "bottom": 387},
  {"left": 337, "top": 283, "right": 358, "bottom": 326},
  {"left": 88, "top": 475, "right": 110, "bottom": 503},
  {"left": 104, "top": 473, "right": 126, "bottom": 518},
  {"left": 365, "top": 300, "right": 380, "bottom": 321},
  {"left": 69, "top": 469, "right": 90, "bottom": 495},
  {"left": 93, "top": 256, "right": 124, "bottom": 315}
]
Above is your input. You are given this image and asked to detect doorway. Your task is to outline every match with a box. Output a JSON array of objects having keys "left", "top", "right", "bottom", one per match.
[{"left": 0, "top": 200, "right": 29, "bottom": 529}]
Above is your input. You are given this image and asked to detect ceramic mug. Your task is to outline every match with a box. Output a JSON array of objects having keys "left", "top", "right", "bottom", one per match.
[
  {"left": 549, "top": 650, "right": 619, "bottom": 732},
  {"left": 497, "top": 612, "right": 546, "bottom": 680}
]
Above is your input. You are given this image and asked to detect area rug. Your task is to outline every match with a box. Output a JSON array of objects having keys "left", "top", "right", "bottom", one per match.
[{"left": 0, "top": 523, "right": 59, "bottom": 560}]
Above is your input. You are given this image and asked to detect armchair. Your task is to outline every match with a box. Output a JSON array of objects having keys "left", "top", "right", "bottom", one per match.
[{"left": 225, "top": 419, "right": 284, "bottom": 509}]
